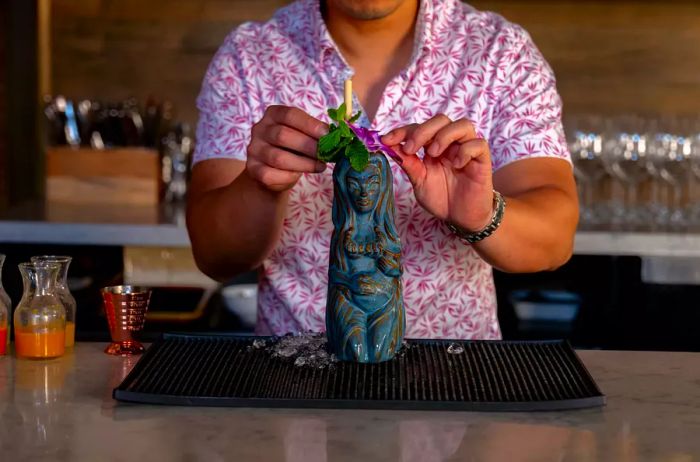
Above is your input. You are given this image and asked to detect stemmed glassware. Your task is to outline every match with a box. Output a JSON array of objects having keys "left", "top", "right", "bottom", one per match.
[
  {"left": 566, "top": 115, "right": 607, "bottom": 229},
  {"left": 602, "top": 115, "right": 651, "bottom": 231},
  {"left": 648, "top": 116, "right": 693, "bottom": 230},
  {"left": 566, "top": 114, "right": 700, "bottom": 233},
  {"left": 688, "top": 123, "right": 700, "bottom": 230}
]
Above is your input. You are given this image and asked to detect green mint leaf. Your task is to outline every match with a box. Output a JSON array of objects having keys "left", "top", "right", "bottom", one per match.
[
  {"left": 336, "top": 103, "right": 347, "bottom": 122},
  {"left": 347, "top": 137, "right": 370, "bottom": 171},
  {"left": 349, "top": 150, "right": 369, "bottom": 172},
  {"left": 319, "top": 147, "right": 344, "bottom": 163},
  {"left": 338, "top": 120, "right": 352, "bottom": 138},
  {"left": 337, "top": 136, "right": 351, "bottom": 149},
  {"left": 327, "top": 108, "right": 337, "bottom": 121},
  {"left": 317, "top": 149, "right": 334, "bottom": 162},
  {"left": 319, "top": 103, "right": 369, "bottom": 167},
  {"left": 318, "top": 128, "right": 341, "bottom": 155}
]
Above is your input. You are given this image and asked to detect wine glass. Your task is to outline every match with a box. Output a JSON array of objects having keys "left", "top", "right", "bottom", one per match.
[
  {"left": 602, "top": 115, "right": 652, "bottom": 231},
  {"left": 565, "top": 115, "right": 607, "bottom": 229},
  {"left": 650, "top": 116, "right": 693, "bottom": 230},
  {"left": 645, "top": 150, "right": 671, "bottom": 230},
  {"left": 688, "top": 123, "right": 700, "bottom": 230}
]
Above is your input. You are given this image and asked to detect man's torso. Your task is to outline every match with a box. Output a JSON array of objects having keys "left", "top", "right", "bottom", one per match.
[{"left": 195, "top": 0, "right": 570, "bottom": 338}]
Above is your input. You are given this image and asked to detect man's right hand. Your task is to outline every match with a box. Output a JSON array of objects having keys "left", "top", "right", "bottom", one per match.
[{"left": 246, "top": 105, "right": 329, "bottom": 192}]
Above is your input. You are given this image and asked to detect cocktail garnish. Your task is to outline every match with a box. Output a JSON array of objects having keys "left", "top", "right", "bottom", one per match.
[{"left": 317, "top": 103, "right": 402, "bottom": 171}]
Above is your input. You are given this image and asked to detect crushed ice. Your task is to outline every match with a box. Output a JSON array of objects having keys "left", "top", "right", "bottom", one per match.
[
  {"left": 395, "top": 340, "right": 413, "bottom": 358},
  {"left": 267, "top": 332, "right": 338, "bottom": 369},
  {"left": 246, "top": 338, "right": 268, "bottom": 351},
  {"left": 447, "top": 343, "right": 464, "bottom": 355}
]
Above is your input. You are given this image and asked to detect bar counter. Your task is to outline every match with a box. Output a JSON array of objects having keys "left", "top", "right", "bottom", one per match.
[
  {"left": 1, "top": 343, "right": 698, "bottom": 461},
  {"left": 3, "top": 201, "right": 700, "bottom": 256}
]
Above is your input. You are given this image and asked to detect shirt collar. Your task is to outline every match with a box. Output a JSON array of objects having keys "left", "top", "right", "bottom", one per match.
[{"left": 305, "top": 0, "right": 437, "bottom": 72}]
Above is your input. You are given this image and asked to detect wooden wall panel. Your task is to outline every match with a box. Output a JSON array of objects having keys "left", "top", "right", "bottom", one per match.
[
  {"left": 51, "top": 0, "right": 700, "bottom": 128},
  {"left": 51, "top": 0, "right": 289, "bottom": 126},
  {"left": 6, "top": 0, "right": 41, "bottom": 206},
  {"left": 0, "top": 0, "right": 8, "bottom": 210},
  {"left": 471, "top": 1, "right": 700, "bottom": 116}
]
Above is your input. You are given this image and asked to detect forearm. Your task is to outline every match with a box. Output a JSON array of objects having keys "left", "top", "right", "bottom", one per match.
[
  {"left": 187, "top": 170, "right": 289, "bottom": 281},
  {"left": 471, "top": 186, "right": 578, "bottom": 273}
]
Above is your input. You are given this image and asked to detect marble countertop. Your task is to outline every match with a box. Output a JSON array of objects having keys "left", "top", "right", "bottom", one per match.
[{"left": 0, "top": 343, "right": 698, "bottom": 461}]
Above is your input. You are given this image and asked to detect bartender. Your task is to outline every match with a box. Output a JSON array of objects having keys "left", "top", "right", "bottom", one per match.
[{"left": 186, "top": 0, "right": 578, "bottom": 338}]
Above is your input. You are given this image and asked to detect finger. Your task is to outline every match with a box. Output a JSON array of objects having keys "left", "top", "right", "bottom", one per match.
[
  {"left": 265, "top": 105, "right": 328, "bottom": 139},
  {"left": 448, "top": 138, "right": 490, "bottom": 170},
  {"left": 381, "top": 124, "right": 418, "bottom": 146},
  {"left": 257, "top": 145, "right": 326, "bottom": 173},
  {"left": 403, "top": 114, "right": 452, "bottom": 154},
  {"left": 261, "top": 124, "right": 321, "bottom": 159},
  {"left": 426, "top": 119, "right": 477, "bottom": 158},
  {"left": 247, "top": 160, "right": 302, "bottom": 191}
]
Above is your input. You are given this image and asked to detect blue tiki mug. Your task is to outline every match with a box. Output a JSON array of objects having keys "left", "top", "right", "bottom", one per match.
[{"left": 326, "top": 153, "right": 405, "bottom": 363}]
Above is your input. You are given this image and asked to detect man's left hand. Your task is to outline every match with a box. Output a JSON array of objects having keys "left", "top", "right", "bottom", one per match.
[{"left": 382, "top": 115, "right": 494, "bottom": 232}]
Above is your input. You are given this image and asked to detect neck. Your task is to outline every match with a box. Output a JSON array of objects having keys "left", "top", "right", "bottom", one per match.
[
  {"left": 324, "top": 0, "right": 418, "bottom": 66},
  {"left": 353, "top": 211, "right": 373, "bottom": 228}
]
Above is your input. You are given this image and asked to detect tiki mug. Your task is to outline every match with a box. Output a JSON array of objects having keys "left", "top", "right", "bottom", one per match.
[{"left": 326, "top": 153, "right": 404, "bottom": 363}]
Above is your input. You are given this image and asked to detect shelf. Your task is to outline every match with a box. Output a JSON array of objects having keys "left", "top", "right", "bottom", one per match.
[
  {"left": 574, "top": 231, "right": 700, "bottom": 257},
  {"left": 3, "top": 202, "right": 700, "bottom": 257}
]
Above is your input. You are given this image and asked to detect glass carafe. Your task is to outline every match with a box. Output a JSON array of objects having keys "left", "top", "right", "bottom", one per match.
[
  {"left": 0, "top": 254, "right": 10, "bottom": 355},
  {"left": 31, "top": 256, "right": 76, "bottom": 348},
  {"left": 14, "top": 262, "right": 66, "bottom": 359}
]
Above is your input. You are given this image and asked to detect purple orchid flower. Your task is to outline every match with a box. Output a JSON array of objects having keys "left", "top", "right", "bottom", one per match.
[{"left": 348, "top": 123, "right": 403, "bottom": 165}]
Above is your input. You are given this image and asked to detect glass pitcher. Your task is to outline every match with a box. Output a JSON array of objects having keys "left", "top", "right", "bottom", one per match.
[
  {"left": 0, "top": 254, "right": 10, "bottom": 355},
  {"left": 31, "top": 256, "right": 76, "bottom": 348},
  {"left": 14, "top": 262, "right": 66, "bottom": 359}
]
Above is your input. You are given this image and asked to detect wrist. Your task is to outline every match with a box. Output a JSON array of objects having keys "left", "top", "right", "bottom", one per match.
[
  {"left": 460, "top": 190, "right": 495, "bottom": 233},
  {"left": 445, "top": 190, "right": 505, "bottom": 244}
]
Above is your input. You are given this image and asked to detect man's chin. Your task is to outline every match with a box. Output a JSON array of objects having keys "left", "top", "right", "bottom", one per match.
[{"left": 328, "top": 0, "right": 407, "bottom": 20}]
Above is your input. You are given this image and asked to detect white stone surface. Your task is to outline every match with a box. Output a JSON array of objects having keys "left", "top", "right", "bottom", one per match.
[
  {"left": 4, "top": 202, "right": 700, "bottom": 255},
  {"left": 0, "top": 343, "right": 698, "bottom": 461},
  {"left": 0, "top": 202, "right": 190, "bottom": 246},
  {"left": 575, "top": 231, "right": 700, "bottom": 257},
  {"left": 0, "top": 221, "right": 190, "bottom": 246}
]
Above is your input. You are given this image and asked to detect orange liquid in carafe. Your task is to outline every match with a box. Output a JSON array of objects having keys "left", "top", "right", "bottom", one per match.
[
  {"left": 65, "top": 321, "right": 75, "bottom": 348},
  {"left": 15, "top": 329, "right": 65, "bottom": 359}
]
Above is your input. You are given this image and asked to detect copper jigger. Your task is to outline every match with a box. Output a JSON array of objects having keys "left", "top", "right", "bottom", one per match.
[{"left": 101, "top": 286, "right": 151, "bottom": 356}]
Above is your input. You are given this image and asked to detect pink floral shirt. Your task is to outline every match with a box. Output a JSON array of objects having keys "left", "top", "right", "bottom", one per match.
[{"left": 194, "top": 0, "right": 570, "bottom": 338}]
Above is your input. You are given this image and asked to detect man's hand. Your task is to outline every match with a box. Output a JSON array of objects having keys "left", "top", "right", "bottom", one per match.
[
  {"left": 247, "top": 105, "right": 329, "bottom": 192},
  {"left": 382, "top": 115, "right": 494, "bottom": 232}
]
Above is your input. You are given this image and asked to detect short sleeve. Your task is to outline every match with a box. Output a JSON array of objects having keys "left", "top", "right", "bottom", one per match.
[
  {"left": 489, "top": 30, "right": 571, "bottom": 171},
  {"left": 193, "top": 34, "right": 253, "bottom": 165}
]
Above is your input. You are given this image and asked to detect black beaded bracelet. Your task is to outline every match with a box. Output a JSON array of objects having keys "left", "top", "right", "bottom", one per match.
[{"left": 445, "top": 191, "right": 506, "bottom": 244}]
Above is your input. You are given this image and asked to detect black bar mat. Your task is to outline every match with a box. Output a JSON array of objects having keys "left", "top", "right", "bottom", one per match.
[{"left": 113, "top": 334, "right": 605, "bottom": 411}]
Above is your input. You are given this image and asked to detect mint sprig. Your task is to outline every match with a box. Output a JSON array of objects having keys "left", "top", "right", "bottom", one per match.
[{"left": 317, "top": 103, "right": 370, "bottom": 171}]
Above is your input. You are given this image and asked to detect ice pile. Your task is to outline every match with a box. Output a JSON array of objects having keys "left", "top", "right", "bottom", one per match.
[{"left": 268, "top": 332, "right": 338, "bottom": 369}]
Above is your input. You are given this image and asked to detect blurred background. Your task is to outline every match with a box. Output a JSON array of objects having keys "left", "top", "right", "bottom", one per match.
[{"left": 1, "top": 0, "right": 700, "bottom": 350}]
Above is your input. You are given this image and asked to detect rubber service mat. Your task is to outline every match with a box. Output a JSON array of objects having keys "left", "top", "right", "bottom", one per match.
[{"left": 113, "top": 333, "right": 605, "bottom": 411}]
